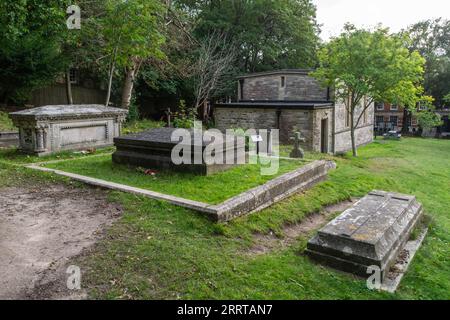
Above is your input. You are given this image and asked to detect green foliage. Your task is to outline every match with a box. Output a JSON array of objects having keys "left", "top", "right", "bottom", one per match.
[
  {"left": 313, "top": 25, "right": 426, "bottom": 109},
  {"left": 0, "top": 0, "right": 69, "bottom": 104},
  {"left": 122, "top": 119, "right": 164, "bottom": 135},
  {"left": 0, "top": 111, "right": 15, "bottom": 131},
  {"left": 100, "top": 0, "right": 166, "bottom": 70},
  {"left": 312, "top": 25, "right": 426, "bottom": 155},
  {"left": 416, "top": 111, "right": 443, "bottom": 130},
  {"left": 406, "top": 19, "right": 450, "bottom": 107},
  {"left": 172, "top": 99, "right": 197, "bottom": 128},
  {"left": 443, "top": 93, "right": 450, "bottom": 106},
  {"left": 187, "top": 0, "right": 320, "bottom": 73}
]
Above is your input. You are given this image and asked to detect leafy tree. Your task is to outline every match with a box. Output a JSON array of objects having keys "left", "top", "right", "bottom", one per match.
[
  {"left": 0, "top": 0, "right": 69, "bottom": 105},
  {"left": 176, "top": 0, "right": 320, "bottom": 97},
  {"left": 312, "top": 25, "right": 426, "bottom": 156},
  {"left": 99, "top": 0, "right": 166, "bottom": 108},
  {"left": 406, "top": 19, "right": 450, "bottom": 108}
]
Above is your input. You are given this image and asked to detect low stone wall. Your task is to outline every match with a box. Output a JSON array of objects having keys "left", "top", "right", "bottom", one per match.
[
  {"left": 213, "top": 160, "right": 336, "bottom": 222},
  {"left": 28, "top": 159, "right": 336, "bottom": 223}
]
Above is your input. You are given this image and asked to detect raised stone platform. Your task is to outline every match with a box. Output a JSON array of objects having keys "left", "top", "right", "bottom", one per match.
[
  {"left": 113, "top": 128, "right": 245, "bottom": 175},
  {"left": 306, "top": 190, "right": 424, "bottom": 281},
  {"left": 10, "top": 105, "right": 127, "bottom": 156}
]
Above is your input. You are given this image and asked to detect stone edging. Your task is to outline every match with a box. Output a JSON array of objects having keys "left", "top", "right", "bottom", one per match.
[
  {"left": 26, "top": 159, "right": 336, "bottom": 222},
  {"left": 0, "top": 131, "right": 19, "bottom": 141}
]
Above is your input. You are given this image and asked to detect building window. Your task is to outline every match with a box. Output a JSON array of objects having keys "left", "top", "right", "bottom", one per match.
[
  {"left": 69, "top": 68, "right": 79, "bottom": 84},
  {"left": 390, "top": 116, "right": 398, "bottom": 126},
  {"left": 418, "top": 102, "right": 427, "bottom": 111},
  {"left": 281, "top": 76, "right": 286, "bottom": 88},
  {"left": 390, "top": 104, "right": 398, "bottom": 111},
  {"left": 375, "top": 102, "right": 384, "bottom": 111},
  {"left": 376, "top": 116, "right": 384, "bottom": 125}
]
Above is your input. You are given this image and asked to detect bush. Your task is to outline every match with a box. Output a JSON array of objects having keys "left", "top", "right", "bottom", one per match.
[{"left": 172, "top": 100, "right": 197, "bottom": 128}]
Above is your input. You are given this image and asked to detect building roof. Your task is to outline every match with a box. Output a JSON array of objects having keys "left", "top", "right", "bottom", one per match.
[
  {"left": 214, "top": 100, "right": 333, "bottom": 110},
  {"left": 236, "top": 69, "right": 314, "bottom": 79}
]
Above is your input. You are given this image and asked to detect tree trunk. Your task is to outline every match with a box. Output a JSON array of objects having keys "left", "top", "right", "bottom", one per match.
[
  {"left": 65, "top": 69, "right": 73, "bottom": 105},
  {"left": 121, "top": 62, "right": 137, "bottom": 109},
  {"left": 105, "top": 63, "right": 115, "bottom": 107},
  {"left": 350, "top": 109, "right": 358, "bottom": 157},
  {"left": 105, "top": 46, "right": 118, "bottom": 107},
  {"left": 401, "top": 107, "right": 409, "bottom": 135}
]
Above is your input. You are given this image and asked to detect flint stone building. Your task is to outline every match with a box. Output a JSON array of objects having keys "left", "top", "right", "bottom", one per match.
[{"left": 214, "top": 69, "right": 374, "bottom": 154}]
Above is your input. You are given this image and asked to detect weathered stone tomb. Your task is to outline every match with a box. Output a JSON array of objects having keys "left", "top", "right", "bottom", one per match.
[
  {"left": 113, "top": 127, "right": 245, "bottom": 175},
  {"left": 306, "top": 190, "right": 424, "bottom": 281},
  {"left": 10, "top": 105, "right": 127, "bottom": 156}
]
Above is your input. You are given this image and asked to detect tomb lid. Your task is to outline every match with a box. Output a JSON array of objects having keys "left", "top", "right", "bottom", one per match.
[
  {"left": 115, "top": 127, "right": 241, "bottom": 148},
  {"left": 312, "top": 190, "right": 422, "bottom": 264},
  {"left": 10, "top": 105, "right": 127, "bottom": 120}
]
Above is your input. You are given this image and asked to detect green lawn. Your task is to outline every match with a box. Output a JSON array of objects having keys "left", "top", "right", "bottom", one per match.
[
  {"left": 43, "top": 155, "right": 309, "bottom": 204},
  {"left": 0, "top": 137, "right": 449, "bottom": 299}
]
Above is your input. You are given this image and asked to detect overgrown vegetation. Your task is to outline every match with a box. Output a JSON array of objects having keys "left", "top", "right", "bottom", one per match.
[{"left": 0, "top": 111, "right": 15, "bottom": 131}]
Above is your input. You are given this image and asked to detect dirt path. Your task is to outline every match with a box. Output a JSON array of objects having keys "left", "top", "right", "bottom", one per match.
[
  {"left": 0, "top": 184, "right": 122, "bottom": 300},
  {"left": 248, "top": 199, "right": 359, "bottom": 255}
]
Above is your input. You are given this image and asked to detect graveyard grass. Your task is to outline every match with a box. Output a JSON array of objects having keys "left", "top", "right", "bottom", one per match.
[
  {"left": 0, "top": 137, "right": 449, "bottom": 299},
  {"left": 42, "top": 155, "right": 310, "bottom": 204}
]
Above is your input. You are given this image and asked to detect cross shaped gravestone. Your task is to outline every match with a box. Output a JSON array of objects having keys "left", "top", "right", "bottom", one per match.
[{"left": 290, "top": 131, "right": 305, "bottom": 159}]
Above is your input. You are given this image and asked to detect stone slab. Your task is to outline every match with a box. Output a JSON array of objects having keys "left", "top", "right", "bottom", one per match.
[
  {"left": 113, "top": 128, "right": 245, "bottom": 175},
  {"left": 306, "top": 190, "right": 424, "bottom": 281}
]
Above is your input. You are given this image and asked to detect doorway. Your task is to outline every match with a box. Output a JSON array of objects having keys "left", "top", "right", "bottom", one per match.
[{"left": 321, "top": 118, "right": 328, "bottom": 153}]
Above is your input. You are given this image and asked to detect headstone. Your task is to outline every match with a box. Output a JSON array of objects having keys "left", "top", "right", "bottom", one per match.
[
  {"left": 306, "top": 190, "right": 424, "bottom": 281},
  {"left": 112, "top": 127, "right": 245, "bottom": 175},
  {"left": 9, "top": 105, "right": 127, "bottom": 156},
  {"left": 290, "top": 131, "right": 305, "bottom": 158}
]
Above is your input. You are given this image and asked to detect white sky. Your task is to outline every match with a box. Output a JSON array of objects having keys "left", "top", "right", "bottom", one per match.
[{"left": 313, "top": 0, "right": 450, "bottom": 40}]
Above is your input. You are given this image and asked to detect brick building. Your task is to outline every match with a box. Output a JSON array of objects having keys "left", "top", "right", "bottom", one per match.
[
  {"left": 213, "top": 69, "right": 374, "bottom": 154},
  {"left": 374, "top": 102, "right": 420, "bottom": 133}
]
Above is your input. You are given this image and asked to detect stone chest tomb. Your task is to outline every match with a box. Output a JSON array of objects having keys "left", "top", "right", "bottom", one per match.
[
  {"left": 113, "top": 127, "right": 245, "bottom": 175},
  {"left": 306, "top": 190, "right": 424, "bottom": 281},
  {"left": 10, "top": 105, "right": 127, "bottom": 156}
]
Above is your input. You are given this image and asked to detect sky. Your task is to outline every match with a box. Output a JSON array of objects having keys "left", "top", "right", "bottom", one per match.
[{"left": 313, "top": 0, "right": 450, "bottom": 40}]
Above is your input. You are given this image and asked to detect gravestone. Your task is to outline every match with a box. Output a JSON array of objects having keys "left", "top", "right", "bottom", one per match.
[
  {"left": 306, "top": 190, "right": 424, "bottom": 281},
  {"left": 290, "top": 131, "right": 305, "bottom": 158},
  {"left": 112, "top": 127, "right": 245, "bottom": 175},
  {"left": 10, "top": 105, "right": 127, "bottom": 156}
]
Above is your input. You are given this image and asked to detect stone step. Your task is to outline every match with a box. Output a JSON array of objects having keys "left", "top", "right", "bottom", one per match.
[{"left": 306, "top": 190, "right": 424, "bottom": 280}]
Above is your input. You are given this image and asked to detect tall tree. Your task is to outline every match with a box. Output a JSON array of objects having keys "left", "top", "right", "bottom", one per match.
[
  {"left": 175, "top": 0, "right": 320, "bottom": 97},
  {"left": 100, "top": 0, "right": 166, "bottom": 108},
  {"left": 405, "top": 19, "right": 450, "bottom": 108},
  {"left": 0, "top": 0, "right": 69, "bottom": 105},
  {"left": 313, "top": 25, "right": 426, "bottom": 156}
]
